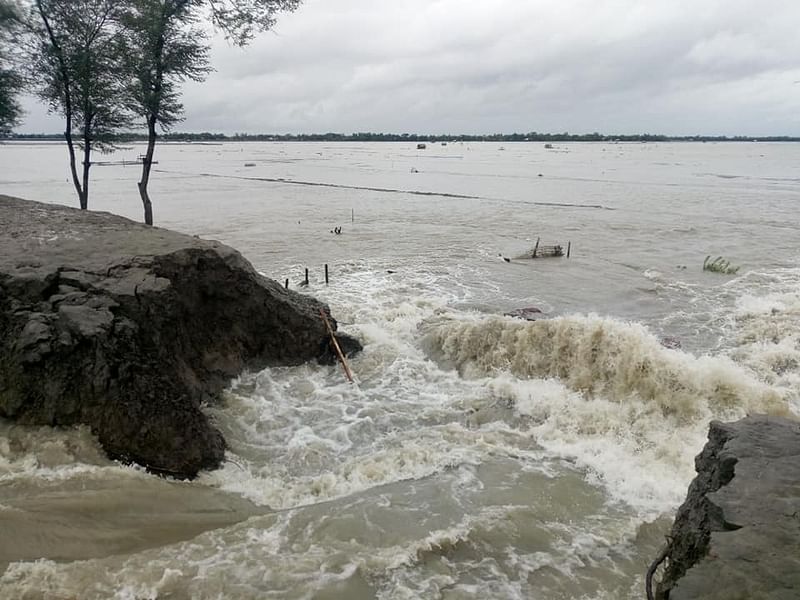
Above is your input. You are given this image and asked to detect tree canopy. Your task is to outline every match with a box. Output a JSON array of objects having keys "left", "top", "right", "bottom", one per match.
[
  {"left": 120, "top": 0, "right": 211, "bottom": 224},
  {"left": 17, "top": 0, "right": 301, "bottom": 215},
  {"left": 27, "top": 0, "right": 130, "bottom": 208},
  {"left": 0, "top": 0, "right": 23, "bottom": 133},
  {"left": 205, "top": 0, "right": 300, "bottom": 44}
]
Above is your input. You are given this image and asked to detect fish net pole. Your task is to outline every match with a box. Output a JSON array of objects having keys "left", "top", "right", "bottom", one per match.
[{"left": 319, "top": 309, "right": 354, "bottom": 383}]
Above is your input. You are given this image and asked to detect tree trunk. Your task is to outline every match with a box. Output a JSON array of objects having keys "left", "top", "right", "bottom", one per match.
[
  {"left": 137, "top": 120, "right": 157, "bottom": 226},
  {"left": 65, "top": 130, "right": 84, "bottom": 209},
  {"left": 81, "top": 134, "right": 91, "bottom": 210},
  {"left": 37, "top": 2, "right": 83, "bottom": 209}
]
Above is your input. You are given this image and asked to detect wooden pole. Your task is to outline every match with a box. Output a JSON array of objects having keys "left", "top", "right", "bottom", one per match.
[
  {"left": 319, "top": 309, "right": 354, "bottom": 383},
  {"left": 533, "top": 237, "right": 540, "bottom": 258},
  {"left": 304, "top": 268, "right": 309, "bottom": 286},
  {"left": 351, "top": 208, "right": 354, "bottom": 223},
  {"left": 285, "top": 278, "right": 289, "bottom": 289},
  {"left": 325, "top": 263, "right": 329, "bottom": 285},
  {"left": 567, "top": 241, "right": 571, "bottom": 258}
]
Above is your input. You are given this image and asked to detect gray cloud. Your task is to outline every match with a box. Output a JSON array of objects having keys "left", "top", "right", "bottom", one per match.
[{"left": 18, "top": 0, "right": 800, "bottom": 135}]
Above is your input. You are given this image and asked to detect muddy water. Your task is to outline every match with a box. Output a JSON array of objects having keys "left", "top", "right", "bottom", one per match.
[{"left": 1, "top": 141, "right": 798, "bottom": 598}]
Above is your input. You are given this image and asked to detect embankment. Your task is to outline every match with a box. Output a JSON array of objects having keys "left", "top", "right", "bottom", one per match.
[
  {"left": 0, "top": 196, "right": 359, "bottom": 478},
  {"left": 655, "top": 415, "right": 800, "bottom": 599}
]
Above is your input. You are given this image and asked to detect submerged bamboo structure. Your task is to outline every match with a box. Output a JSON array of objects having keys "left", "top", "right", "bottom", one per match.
[{"left": 529, "top": 237, "right": 570, "bottom": 258}]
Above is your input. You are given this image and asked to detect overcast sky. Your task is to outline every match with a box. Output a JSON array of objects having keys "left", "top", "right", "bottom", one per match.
[{"left": 19, "top": 0, "right": 800, "bottom": 135}]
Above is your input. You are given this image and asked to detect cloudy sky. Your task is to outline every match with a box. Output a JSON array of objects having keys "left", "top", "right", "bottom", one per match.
[{"left": 19, "top": 0, "right": 800, "bottom": 135}]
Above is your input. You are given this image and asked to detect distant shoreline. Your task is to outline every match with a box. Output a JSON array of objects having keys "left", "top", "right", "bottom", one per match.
[{"left": 5, "top": 132, "right": 800, "bottom": 143}]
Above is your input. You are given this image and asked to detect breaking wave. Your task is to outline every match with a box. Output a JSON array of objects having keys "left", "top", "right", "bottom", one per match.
[
  {"left": 423, "top": 313, "right": 789, "bottom": 420},
  {"left": 419, "top": 312, "right": 794, "bottom": 513}
]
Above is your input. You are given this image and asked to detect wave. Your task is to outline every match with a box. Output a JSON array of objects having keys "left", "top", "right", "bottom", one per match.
[
  {"left": 727, "top": 281, "right": 800, "bottom": 410},
  {"left": 422, "top": 313, "right": 788, "bottom": 420},
  {"left": 421, "top": 312, "right": 793, "bottom": 513},
  {"left": 0, "top": 423, "right": 116, "bottom": 484}
]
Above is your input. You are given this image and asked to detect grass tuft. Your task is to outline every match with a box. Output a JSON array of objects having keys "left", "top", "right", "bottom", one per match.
[{"left": 703, "top": 255, "right": 740, "bottom": 275}]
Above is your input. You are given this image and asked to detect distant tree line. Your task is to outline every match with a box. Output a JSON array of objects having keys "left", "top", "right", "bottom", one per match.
[
  {"left": 220, "top": 132, "right": 800, "bottom": 143},
  {"left": 2, "top": 0, "right": 798, "bottom": 224},
  {"left": 0, "top": 0, "right": 299, "bottom": 224},
  {"left": 9, "top": 131, "right": 800, "bottom": 143}
]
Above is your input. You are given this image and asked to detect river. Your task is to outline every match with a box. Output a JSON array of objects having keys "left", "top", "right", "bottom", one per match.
[{"left": 1, "top": 140, "right": 798, "bottom": 598}]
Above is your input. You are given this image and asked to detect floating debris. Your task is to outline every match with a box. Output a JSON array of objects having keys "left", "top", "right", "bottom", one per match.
[
  {"left": 660, "top": 336, "right": 682, "bottom": 349},
  {"left": 504, "top": 307, "right": 543, "bottom": 321},
  {"left": 527, "top": 237, "right": 570, "bottom": 259},
  {"left": 703, "top": 255, "right": 740, "bottom": 274}
]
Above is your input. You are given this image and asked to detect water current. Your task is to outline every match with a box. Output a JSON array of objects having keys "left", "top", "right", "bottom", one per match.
[{"left": 1, "top": 141, "right": 799, "bottom": 598}]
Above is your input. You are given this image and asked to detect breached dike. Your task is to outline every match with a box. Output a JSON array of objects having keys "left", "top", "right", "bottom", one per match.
[
  {"left": 654, "top": 415, "right": 800, "bottom": 599},
  {"left": 0, "top": 196, "right": 361, "bottom": 479}
]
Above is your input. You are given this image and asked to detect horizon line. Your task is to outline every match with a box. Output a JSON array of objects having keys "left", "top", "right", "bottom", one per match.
[{"left": 7, "top": 131, "right": 800, "bottom": 141}]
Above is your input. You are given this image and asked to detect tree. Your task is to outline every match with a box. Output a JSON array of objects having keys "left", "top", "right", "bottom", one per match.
[
  {"left": 0, "top": 0, "right": 23, "bottom": 133},
  {"left": 121, "top": 0, "right": 209, "bottom": 225},
  {"left": 0, "top": 69, "right": 20, "bottom": 133},
  {"left": 121, "top": 0, "right": 300, "bottom": 225},
  {"left": 27, "top": 0, "right": 129, "bottom": 209},
  {"left": 205, "top": 0, "right": 300, "bottom": 44}
]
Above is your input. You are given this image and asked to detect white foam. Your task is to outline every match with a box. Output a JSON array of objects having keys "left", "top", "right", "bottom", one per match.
[
  {"left": 203, "top": 268, "right": 796, "bottom": 520},
  {"left": 720, "top": 268, "right": 800, "bottom": 409},
  {"left": 202, "top": 421, "right": 487, "bottom": 509},
  {"left": 0, "top": 423, "right": 134, "bottom": 485},
  {"left": 424, "top": 313, "right": 788, "bottom": 418},
  {"left": 422, "top": 312, "right": 792, "bottom": 515}
]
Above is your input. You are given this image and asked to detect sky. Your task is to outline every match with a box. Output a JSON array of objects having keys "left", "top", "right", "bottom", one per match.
[{"left": 18, "top": 0, "right": 800, "bottom": 136}]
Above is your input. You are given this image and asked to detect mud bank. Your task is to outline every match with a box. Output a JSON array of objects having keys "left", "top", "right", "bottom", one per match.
[
  {"left": 655, "top": 415, "right": 800, "bottom": 599},
  {"left": 0, "top": 196, "right": 360, "bottom": 478}
]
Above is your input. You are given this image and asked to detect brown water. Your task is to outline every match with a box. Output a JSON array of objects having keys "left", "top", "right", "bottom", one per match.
[{"left": 1, "top": 141, "right": 798, "bottom": 598}]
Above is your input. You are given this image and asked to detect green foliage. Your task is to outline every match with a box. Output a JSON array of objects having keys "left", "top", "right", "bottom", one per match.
[
  {"left": 117, "top": 0, "right": 299, "bottom": 225},
  {"left": 29, "top": 0, "right": 131, "bottom": 151},
  {"left": 23, "top": 0, "right": 132, "bottom": 208},
  {"left": 205, "top": 0, "right": 300, "bottom": 45},
  {"left": 0, "top": 0, "right": 22, "bottom": 132},
  {"left": 0, "top": 67, "right": 21, "bottom": 133},
  {"left": 16, "top": 0, "right": 301, "bottom": 215},
  {"left": 703, "top": 255, "right": 740, "bottom": 275},
  {"left": 120, "top": 0, "right": 211, "bottom": 133}
]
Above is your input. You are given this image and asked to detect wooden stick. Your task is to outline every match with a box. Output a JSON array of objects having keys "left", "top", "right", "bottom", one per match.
[
  {"left": 319, "top": 309, "right": 354, "bottom": 383},
  {"left": 533, "top": 237, "right": 540, "bottom": 258}
]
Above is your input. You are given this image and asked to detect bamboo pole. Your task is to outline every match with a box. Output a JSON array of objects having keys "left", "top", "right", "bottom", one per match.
[
  {"left": 532, "top": 237, "right": 540, "bottom": 258},
  {"left": 319, "top": 309, "right": 354, "bottom": 383}
]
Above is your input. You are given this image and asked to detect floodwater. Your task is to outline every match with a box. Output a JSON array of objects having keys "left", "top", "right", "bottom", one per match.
[{"left": 1, "top": 140, "right": 799, "bottom": 599}]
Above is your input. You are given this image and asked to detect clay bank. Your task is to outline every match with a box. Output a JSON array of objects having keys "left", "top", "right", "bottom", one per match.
[
  {"left": 652, "top": 415, "right": 800, "bottom": 599},
  {"left": 0, "top": 196, "right": 361, "bottom": 479}
]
